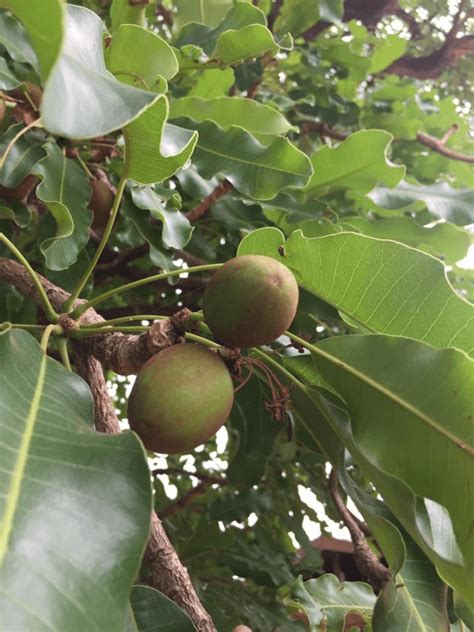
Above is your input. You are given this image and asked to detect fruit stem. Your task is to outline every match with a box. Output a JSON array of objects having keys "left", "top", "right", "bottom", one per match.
[
  {"left": 40, "top": 324, "right": 62, "bottom": 352},
  {"left": 72, "top": 325, "right": 149, "bottom": 337},
  {"left": 79, "top": 314, "right": 169, "bottom": 328},
  {"left": 65, "top": 164, "right": 129, "bottom": 312},
  {"left": 0, "top": 323, "right": 48, "bottom": 331},
  {"left": 58, "top": 337, "right": 72, "bottom": 371},
  {"left": 72, "top": 263, "right": 221, "bottom": 318},
  {"left": 0, "top": 233, "right": 59, "bottom": 323},
  {"left": 252, "top": 347, "right": 305, "bottom": 391},
  {"left": 185, "top": 332, "right": 220, "bottom": 348}
]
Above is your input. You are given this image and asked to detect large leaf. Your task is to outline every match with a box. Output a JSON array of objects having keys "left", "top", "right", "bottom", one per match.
[
  {"left": 276, "top": 215, "right": 471, "bottom": 265},
  {"left": 285, "top": 574, "right": 376, "bottom": 630},
  {"left": 311, "top": 335, "right": 474, "bottom": 607},
  {"left": 125, "top": 97, "right": 198, "bottom": 185},
  {"left": 304, "top": 130, "right": 405, "bottom": 197},
  {"left": 106, "top": 24, "right": 179, "bottom": 87},
  {"left": 127, "top": 586, "right": 196, "bottom": 631},
  {"left": 238, "top": 228, "right": 474, "bottom": 356},
  {"left": 274, "top": 0, "right": 343, "bottom": 37},
  {"left": 0, "top": 329, "right": 152, "bottom": 630},
  {"left": 130, "top": 186, "right": 193, "bottom": 250},
  {"left": 170, "top": 96, "right": 296, "bottom": 140},
  {"left": 0, "top": 0, "right": 63, "bottom": 79},
  {"left": 42, "top": 5, "right": 161, "bottom": 139},
  {"left": 177, "top": 119, "right": 313, "bottom": 200},
  {"left": 174, "top": 0, "right": 233, "bottom": 30},
  {"left": 176, "top": 3, "right": 290, "bottom": 65},
  {"left": 0, "top": 58, "right": 21, "bottom": 90},
  {"left": 363, "top": 180, "right": 474, "bottom": 225},
  {"left": 33, "top": 143, "right": 92, "bottom": 270},
  {"left": 0, "top": 124, "right": 46, "bottom": 188},
  {"left": 0, "top": 12, "right": 38, "bottom": 71}
]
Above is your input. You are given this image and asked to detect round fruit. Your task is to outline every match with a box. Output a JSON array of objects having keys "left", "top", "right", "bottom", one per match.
[
  {"left": 127, "top": 343, "right": 234, "bottom": 454},
  {"left": 203, "top": 255, "right": 299, "bottom": 347}
]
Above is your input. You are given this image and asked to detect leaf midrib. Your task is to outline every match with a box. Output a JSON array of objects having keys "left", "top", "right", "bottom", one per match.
[{"left": 0, "top": 351, "right": 47, "bottom": 562}]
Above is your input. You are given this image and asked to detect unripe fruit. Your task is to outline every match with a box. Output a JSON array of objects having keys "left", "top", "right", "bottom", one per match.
[
  {"left": 128, "top": 344, "right": 234, "bottom": 454},
  {"left": 89, "top": 178, "right": 114, "bottom": 233},
  {"left": 203, "top": 255, "right": 299, "bottom": 348}
]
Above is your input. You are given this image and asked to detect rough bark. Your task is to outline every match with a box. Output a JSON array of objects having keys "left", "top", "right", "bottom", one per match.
[{"left": 0, "top": 257, "right": 190, "bottom": 374}]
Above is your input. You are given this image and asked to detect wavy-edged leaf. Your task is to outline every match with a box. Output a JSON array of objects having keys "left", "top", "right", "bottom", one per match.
[
  {"left": 187, "top": 67, "right": 235, "bottom": 98},
  {"left": 170, "top": 96, "right": 296, "bottom": 140},
  {"left": 311, "top": 335, "right": 474, "bottom": 607},
  {"left": 238, "top": 228, "right": 474, "bottom": 356},
  {"left": 42, "top": 5, "right": 161, "bottom": 139},
  {"left": 110, "top": 0, "right": 147, "bottom": 30},
  {"left": 174, "top": 0, "right": 233, "bottom": 30},
  {"left": 125, "top": 97, "right": 198, "bottom": 185},
  {"left": 0, "top": 12, "right": 38, "bottom": 70},
  {"left": 0, "top": 329, "right": 152, "bottom": 630},
  {"left": 33, "top": 143, "right": 92, "bottom": 270},
  {"left": 106, "top": 24, "right": 178, "bottom": 88},
  {"left": 304, "top": 130, "right": 405, "bottom": 197},
  {"left": 285, "top": 574, "right": 376, "bottom": 630},
  {"left": 130, "top": 186, "right": 193, "bottom": 250},
  {"left": 127, "top": 586, "right": 196, "bottom": 632},
  {"left": 176, "top": 3, "right": 290, "bottom": 65},
  {"left": 0, "top": 200, "right": 31, "bottom": 227},
  {"left": 0, "top": 0, "right": 63, "bottom": 79},
  {"left": 274, "top": 215, "right": 471, "bottom": 265},
  {"left": 0, "top": 124, "right": 46, "bottom": 188},
  {"left": 178, "top": 119, "right": 313, "bottom": 200},
  {"left": 274, "top": 0, "right": 343, "bottom": 37},
  {"left": 363, "top": 180, "right": 474, "bottom": 225}
]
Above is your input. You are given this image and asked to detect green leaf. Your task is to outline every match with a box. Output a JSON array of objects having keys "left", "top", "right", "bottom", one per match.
[
  {"left": 209, "top": 489, "right": 271, "bottom": 522},
  {"left": 42, "top": 5, "right": 161, "bottom": 139},
  {"left": 312, "top": 335, "right": 474, "bottom": 607},
  {"left": 228, "top": 378, "right": 280, "bottom": 488},
  {"left": 0, "top": 329, "right": 152, "bottom": 630},
  {"left": 0, "top": 12, "right": 38, "bottom": 71},
  {"left": 0, "top": 124, "right": 46, "bottom": 188},
  {"left": 364, "top": 181, "right": 474, "bottom": 225},
  {"left": 176, "top": 3, "right": 290, "bottom": 65},
  {"left": 238, "top": 228, "right": 474, "bottom": 356},
  {"left": 110, "top": 0, "right": 147, "bottom": 30},
  {"left": 170, "top": 96, "right": 296, "bottom": 140},
  {"left": 273, "top": 0, "right": 319, "bottom": 37},
  {"left": 128, "top": 586, "right": 196, "bottom": 631},
  {"left": 0, "top": 57, "right": 22, "bottom": 90},
  {"left": 370, "top": 34, "right": 407, "bottom": 73},
  {"left": 106, "top": 24, "right": 179, "bottom": 88},
  {"left": 0, "top": 200, "right": 31, "bottom": 227},
  {"left": 285, "top": 574, "right": 376, "bottom": 630},
  {"left": 125, "top": 97, "right": 198, "bottom": 185},
  {"left": 286, "top": 216, "right": 470, "bottom": 265},
  {"left": 0, "top": 0, "right": 63, "bottom": 79},
  {"left": 339, "top": 465, "right": 451, "bottom": 630},
  {"left": 304, "top": 130, "right": 405, "bottom": 197},
  {"left": 187, "top": 68, "right": 235, "bottom": 98},
  {"left": 178, "top": 119, "right": 313, "bottom": 199},
  {"left": 33, "top": 143, "right": 92, "bottom": 270},
  {"left": 174, "top": 0, "right": 234, "bottom": 30},
  {"left": 130, "top": 186, "right": 193, "bottom": 250}
]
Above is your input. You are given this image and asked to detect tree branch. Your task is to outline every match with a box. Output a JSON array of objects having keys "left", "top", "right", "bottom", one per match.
[
  {"left": 185, "top": 180, "right": 234, "bottom": 222},
  {"left": 74, "top": 345, "right": 217, "bottom": 631},
  {"left": 0, "top": 257, "right": 191, "bottom": 374},
  {"left": 329, "top": 468, "right": 390, "bottom": 592},
  {"left": 301, "top": 120, "right": 474, "bottom": 163}
]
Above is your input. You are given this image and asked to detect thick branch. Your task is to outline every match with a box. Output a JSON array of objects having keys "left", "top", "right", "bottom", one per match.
[
  {"left": 75, "top": 348, "right": 216, "bottom": 632},
  {"left": 0, "top": 257, "right": 189, "bottom": 374},
  {"left": 185, "top": 180, "right": 234, "bottom": 222},
  {"left": 329, "top": 468, "right": 390, "bottom": 592}
]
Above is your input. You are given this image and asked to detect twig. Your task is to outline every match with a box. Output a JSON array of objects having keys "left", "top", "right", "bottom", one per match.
[
  {"left": 300, "top": 121, "right": 348, "bottom": 141},
  {"left": 159, "top": 481, "right": 212, "bottom": 519},
  {"left": 185, "top": 180, "right": 234, "bottom": 222},
  {"left": 329, "top": 468, "right": 390, "bottom": 592},
  {"left": 416, "top": 130, "right": 474, "bottom": 163}
]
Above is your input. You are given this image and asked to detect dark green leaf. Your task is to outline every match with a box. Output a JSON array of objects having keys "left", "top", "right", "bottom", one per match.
[{"left": 127, "top": 586, "right": 196, "bottom": 631}]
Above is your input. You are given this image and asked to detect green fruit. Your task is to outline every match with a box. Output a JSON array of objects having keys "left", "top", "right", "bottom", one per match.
[
  {"left": 203, "top": 255, "right": 299, "bottom": 347},
  {"left": 128, "top": 343, "right": 234, "bottom": 454}
]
